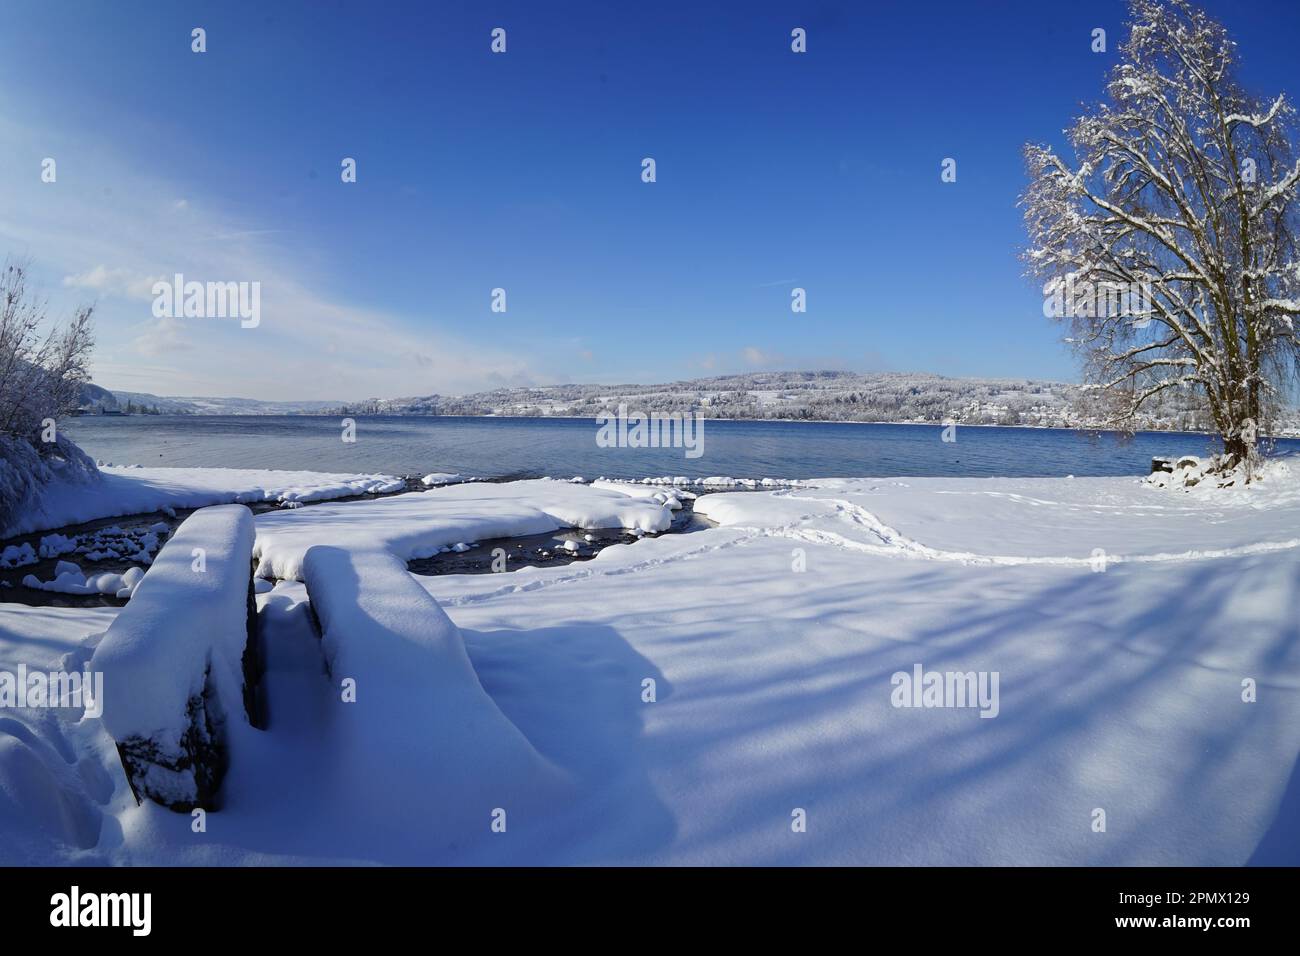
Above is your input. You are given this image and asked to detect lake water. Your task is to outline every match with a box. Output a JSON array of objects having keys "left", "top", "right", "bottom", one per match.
[{"left": 63, "top": 415, "right": 1296, "bottom": 480}]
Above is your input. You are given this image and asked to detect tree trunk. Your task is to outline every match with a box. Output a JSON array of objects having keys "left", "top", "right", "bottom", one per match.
[{"left": 1222, "top": 433, "right": 1248, "bottom": 466}]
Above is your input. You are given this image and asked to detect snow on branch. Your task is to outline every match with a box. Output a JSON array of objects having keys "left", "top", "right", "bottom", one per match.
[{"left": 1021, "top": 0, "right": 1300, "bottom": 461}]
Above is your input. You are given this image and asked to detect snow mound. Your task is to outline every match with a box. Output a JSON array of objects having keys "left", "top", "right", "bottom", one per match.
[
  {"left": 591, "top": 480, "right": 690, "bottom": 509},
  {"left": 0, "top": 731, "right": 103, "bottom": 852},
  {"left": 421, "top": 473, "right": 462, "bottom": 486},
  {"left": 0, "top": 603, "right": 119, "bottom": 863},
  {"left": 90, "top": 504, "right": 258, "bottom": 810}
]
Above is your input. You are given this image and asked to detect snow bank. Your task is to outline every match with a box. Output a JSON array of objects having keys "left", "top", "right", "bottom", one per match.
[
  {"left": 299, "top": 545, "right": 569, "bottom": 848},
  {"left": 89, "top": 505, "right": 258, "bottom": 810},
  {"left": 3, "top": 466, "right": 405, "bottom": 539},
  {"left": 255, "top": 479, "right": 674, "bottom": 580}
]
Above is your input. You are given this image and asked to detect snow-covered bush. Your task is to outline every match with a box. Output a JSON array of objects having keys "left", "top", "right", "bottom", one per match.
[{"left": 0, "top": 432, "right": 99, "bottom": 538}]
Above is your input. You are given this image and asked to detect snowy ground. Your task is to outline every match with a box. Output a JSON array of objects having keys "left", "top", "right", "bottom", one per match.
[{"left": 1, "top": 465, "right": 1296, "bottom": 865}]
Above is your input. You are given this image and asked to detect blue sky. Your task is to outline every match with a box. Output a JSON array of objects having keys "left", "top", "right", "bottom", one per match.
[{"left": 1, "top": 0, "right": 1298, "bottom": 400}]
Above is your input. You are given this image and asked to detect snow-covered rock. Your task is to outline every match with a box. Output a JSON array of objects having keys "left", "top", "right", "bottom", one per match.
[
  {"left": 19, "top": 562, "right": 145, "bottom": 596},
  {"left": 1143, "top": 452, "right": 1284, "bottom": 491},
  {"left": 38, "top": 534, "right": 78, "bottom": 558},
  {"left": 421, "top": 473, "right": 462, "bottom": 487},
  {"left": 0, "top": 543, "right": 36, "bottom": 569},
  {"left": 53, "top": 560, "right": 81, "bottom": 579}
]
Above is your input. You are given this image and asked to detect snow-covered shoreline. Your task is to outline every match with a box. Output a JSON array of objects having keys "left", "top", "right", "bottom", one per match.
[
  {"left": 1, "top": 465, "right": 406, "bottom": 540},
  {"left": 2, "top": 462, "right": 1298, "bottom": 865}
]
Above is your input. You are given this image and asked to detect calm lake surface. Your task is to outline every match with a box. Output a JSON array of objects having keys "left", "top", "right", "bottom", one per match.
[{"left": 63, "top": 415, "right": 1298, "bottom": 480}]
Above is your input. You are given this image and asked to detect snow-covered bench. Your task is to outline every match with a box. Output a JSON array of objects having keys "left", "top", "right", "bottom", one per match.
[
  {"left": 90, "top": 504, "right": 259, "bottom": 810},
  {"left": 299, "top": 545, "right": 567, "bottom": 836}
]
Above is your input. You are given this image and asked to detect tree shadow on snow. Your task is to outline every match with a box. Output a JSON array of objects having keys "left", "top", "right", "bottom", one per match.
[
  {"left": 618, "top": 547, "right": 1300, "bottom": 865},
  {"left": 461, "top": 623, "right": 678, "bottom": 863},
  {"left": 1248, "top": 752, "right": 1300, "bottom": 865}
]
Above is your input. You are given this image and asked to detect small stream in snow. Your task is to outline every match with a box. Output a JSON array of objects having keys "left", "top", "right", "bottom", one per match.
[
  {"left": 407, "top": 498, "right": 714, "bottom": 577},
  {"left": 0, "top": 478, "right": 753, "bottom": 607}
]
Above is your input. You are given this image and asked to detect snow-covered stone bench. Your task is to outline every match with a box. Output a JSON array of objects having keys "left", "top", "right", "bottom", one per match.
[{"left": 90, "top": 504, "right": 260, "bottom": 811}]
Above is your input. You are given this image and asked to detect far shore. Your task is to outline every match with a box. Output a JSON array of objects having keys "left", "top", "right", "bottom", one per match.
[{"left": 70, "top": 410, "right": 1296, "bottom": 441}]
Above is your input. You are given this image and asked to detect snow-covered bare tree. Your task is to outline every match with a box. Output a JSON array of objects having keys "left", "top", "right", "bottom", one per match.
[
  {"left": 1022, "top": 0, "right": 1300, "bottom": 469},
  {"left": 0, "top": 259, "right": 95, "bottom": 440},
  {"left": 0, "top": 259, "right": 98, "bottom": 533}
]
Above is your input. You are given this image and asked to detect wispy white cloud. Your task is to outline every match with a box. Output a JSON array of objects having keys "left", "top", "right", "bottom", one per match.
[
  {"left": 197, "top": 229, "right": 284, "bottom": 243},
  {"left": 62, "top": 265, "right": 161, "bottom": 300},
  {"left": 131, "top": 316, "right": 193, "bottom": 356},
  {"left": 0, "top": 106, "right": 546, "bottom": 402}
]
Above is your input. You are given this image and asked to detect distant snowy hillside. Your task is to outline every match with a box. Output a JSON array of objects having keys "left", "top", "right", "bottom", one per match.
[
  {"left": 344, "top": 371, "right": 1231, "bottom": 432},
  {"left": 79, "top": 370, "right": 1298, "bottom": 433},
  {"left": 77, "top": 388, "right": 343, "bottom": 416},
  {"left": 154, "top": 395, "right": 345, "bottom": 415},
  {"left": 76, "top": 382, "right": 120, "bottom": 411}
]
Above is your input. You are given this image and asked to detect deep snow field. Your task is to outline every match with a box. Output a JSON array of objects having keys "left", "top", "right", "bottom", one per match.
[{"left": 1, "top": 462, "right": 1297, "bottom": 865}]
